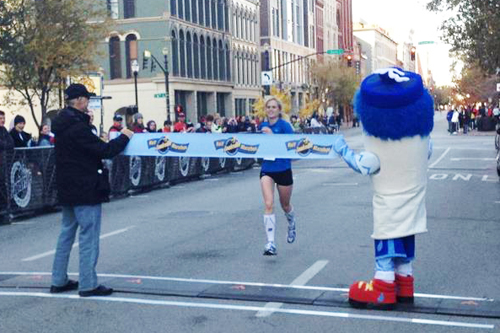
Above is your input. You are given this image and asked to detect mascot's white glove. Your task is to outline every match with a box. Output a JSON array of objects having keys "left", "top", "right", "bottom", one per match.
[{"left": 333, "top": 136, "right": 380, "bottom": 175}]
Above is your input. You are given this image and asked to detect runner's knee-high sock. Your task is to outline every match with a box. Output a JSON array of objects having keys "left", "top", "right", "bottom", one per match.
[
  {"left": 284, "top": 207, "right": 295, "bottom": 226},
  {"left": 263, "top": 214, "right": 276, "bottom": 243}
]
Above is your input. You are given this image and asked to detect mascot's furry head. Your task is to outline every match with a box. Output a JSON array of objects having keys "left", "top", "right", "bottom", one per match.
[{"left": 354, "top": 67, "right": 434, "bottom": 141}]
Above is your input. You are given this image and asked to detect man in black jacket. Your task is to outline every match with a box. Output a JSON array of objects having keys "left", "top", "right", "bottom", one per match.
[
  {"left": 0, "top": 110, "right": 14, "bottom": 151},
  {"left": 50, "top": 83, "right": 134, "bottom": 297},
  {"left": 9, "top": 115, "right": 32, "bottom": 147}
]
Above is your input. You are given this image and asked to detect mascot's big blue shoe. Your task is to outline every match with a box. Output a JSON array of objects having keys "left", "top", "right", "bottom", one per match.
[{"left": 348, "top": 279, "right": 396, "bottom": 310}]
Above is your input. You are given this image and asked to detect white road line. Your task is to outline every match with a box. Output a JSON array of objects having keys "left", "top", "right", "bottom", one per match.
[
  {"left": 256, "top": 260, "right": 329, "bottom": 318},
  {"left": 21, "top": 227, "right": 135, "bottom": 262},
  {"left": 0, "top": 292, "right": 494, "bottom": 330},
  {"left": 495, "top": 201, "right": 500, "bottom": 204},
  {"left": 429, "top": 147, "right": 450, "bottom": 168},
  {"left": 450, "top": 158, "right": 496, "bottom": 161},
  {"left": 0, "top": 272, "right": 493, "bottom": 302},
  {"left": 433, "top": 147, "right": 493, "bottom": 151},
  {"left": 322, "top": 183, "right": 359, "bottom": 186},
  {"left": 10, "top": 222, "right": 36, "bottom": 225}
]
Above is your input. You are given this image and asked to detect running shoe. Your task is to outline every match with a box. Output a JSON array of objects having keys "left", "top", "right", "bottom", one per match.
[{"left": 263, "top": 242, "right": 277, "bottom": 256}]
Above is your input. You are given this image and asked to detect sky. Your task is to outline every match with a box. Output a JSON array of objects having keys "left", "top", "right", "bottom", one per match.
[{"left": 352, "top": 0, "right": 457, "bottom": 86}]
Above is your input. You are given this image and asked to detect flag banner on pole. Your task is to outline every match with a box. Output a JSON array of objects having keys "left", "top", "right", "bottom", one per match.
[{"left": 123, "top": 133, "right": 341, "bottom": 159}]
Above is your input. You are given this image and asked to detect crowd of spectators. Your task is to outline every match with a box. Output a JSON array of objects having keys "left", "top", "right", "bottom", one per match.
[{"left": 446, "top": 103, "right": 500, "bottom": 135}]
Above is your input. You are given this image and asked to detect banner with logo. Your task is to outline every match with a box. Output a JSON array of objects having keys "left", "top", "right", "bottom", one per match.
[{"left": 123, "top": 133, "right": 341, "bottom": 159}]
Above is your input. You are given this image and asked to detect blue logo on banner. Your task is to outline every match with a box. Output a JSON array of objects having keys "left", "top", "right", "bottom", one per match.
[
  {"left": 148, "top": 137, "right": 189, "bottom": 155},
  {"left": 286, "top": 138, "right": 332, "bottom": 157},
  {"left": 214, "top": 137, "right": 259, "bottom": 156}
]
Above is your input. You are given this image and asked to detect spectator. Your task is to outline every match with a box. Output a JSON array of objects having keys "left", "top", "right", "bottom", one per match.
[
  {"left": 131, "top": 113, "right": 146, "bottom": 133},
  {"left": 38, "top": 124, "right": 54, "bottom": 146},
  {"left": 146, "top": 120, "right": 157, "bottom": 133},
  {"left": 108, "top": 115, "right": 123, "bottom": 140},
  {"left": 310, "top": 113, "right": 323, "bottom": 128},
  {"left": 446, "top": 108, "right": 453, "bottom": 133},
  {"left": 335, "top": 112, "right": 342, "bottom": 130},
  {"left": 451, "top": 108, "right": 459, "bottom": 134},
  {"left": 10, "top": 115, "right": 32, "bottom": 147},
  {"left": 196, "top": 114, "right": 214, "bottom": 133},
  {"left": 0, "top": 110, "right": 14, "bottom": 151},
  {"left": 50, "top": 83, "right": 133, "bottom": 297},
  {"left": 225, "top": 117, "right": 239, "bottom": 133},
  {"left": 463, "top": 108, "right": 470, "bottom": 135},
  {"left": 173, "top": 113, "right": 194, "bottom": 132},
  {"left": 161, "top": 120, "right": 172, "bottom": 132},
  {"left": 86, "top": 110, "right": 98, "bottom": 136},
  {"left": 327, "top": 113, "right": 337, "bottom": 132},
  {"left": 211, "top": 117, "right": 223, "bottom": 133}
]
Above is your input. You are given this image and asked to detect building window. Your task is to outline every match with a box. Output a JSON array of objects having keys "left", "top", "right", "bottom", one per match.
[
  {"left": 123, "top": 0, "right": 135, "bottom": 19},
  {"left": 193, "top": 34, "right": 199, "bottom": 78},
  {"left": 125, "top": 34, "right": 138, "bottom": 79},
  {"left": 217, "top": 0, "right": 224, "bottom": 31},
  {"left": 206, "top": 38, "right": 212, "bottom": 80},
  {"left": 107, "top": 0, "right": 119, "bottom": 19},
  {"left": 191, "top": 0, "right": 197, "bottom": 23},
  {"left": 109, "top": 36, "right": 122, "bottom": 79},
  {"left": 179, "top": 30, "right": 186, "bottom": 77},
  {"left": 198, "top": 0, "right": 204, "bottom": 25},
  {"left": 205, "top": 0, "right": 210, "bottom": 27},
  {"left": 178, "top": 0, "right": 184, "bottom": 19},
  {"left": 200, "top": 36, "right": 206, "bottom": 79},
  {"left": 170, "top": 0, "right": 177, "bottom": 16},
  {"left": 172, "top": 31, "right": 179, "bottom": 76},
  {"left": 186, "top": 32, "right": 193, "bottom": 77},
  {"left": 211, "top": 0, "right": 216, "bottom": 29},
  {"left": 224, "top": 1, "right": 229, "bottom": 32},
  {"left": 225, "top": 43, "right": 231, "bottom": 82},
  {"left": 185, "top": 0, "right": 191, "bottom": 21},
  {"left": 212, "top": 37, "right": 218, "bottom": 80},
  {"left": 218, "top": 40, "right": 224, "bottom": 81}
]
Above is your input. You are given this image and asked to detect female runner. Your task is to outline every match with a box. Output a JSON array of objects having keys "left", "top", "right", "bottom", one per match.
[{"left": 259, "top": 96, "right": 296, "bottom": 255}]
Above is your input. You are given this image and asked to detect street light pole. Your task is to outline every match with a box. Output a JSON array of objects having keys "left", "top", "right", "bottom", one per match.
[
  {"left": 131, "top": 59, "right": 139, "bottom": 110},
  {"left": 162, "top": 47, "right": 171, "bottom": 122},
  {"left": 143, "top": 48, "right": 171, "bottom": 122},
  {"left": 263, "top": 43, "right": 271, "bottom": 96}
]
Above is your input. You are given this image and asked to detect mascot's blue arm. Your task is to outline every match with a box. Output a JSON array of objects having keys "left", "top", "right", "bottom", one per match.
[{"left": 333, "top": 136, "right": 380, "bottom": 175}]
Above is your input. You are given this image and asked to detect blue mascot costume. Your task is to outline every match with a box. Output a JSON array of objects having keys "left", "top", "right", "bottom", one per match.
[{"left": 334, "top": 67, "right": 434, "bottom": 309}]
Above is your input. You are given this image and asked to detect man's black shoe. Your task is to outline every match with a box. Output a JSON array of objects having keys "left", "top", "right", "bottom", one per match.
[
  {"left": 50, "top": 280, "right": 79, "bottom": 293},
  {"left": 78, "top": 285, "right": 113, "bottom": 297}
]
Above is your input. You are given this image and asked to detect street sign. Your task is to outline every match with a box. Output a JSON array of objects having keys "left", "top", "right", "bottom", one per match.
[
  {"left": 497, "top": 83, "right": 500, "bottom": 92},
  {"left": 326, "top": 49, "right": 344, "bottom": 55},
  {"left": 154, "top": 93, "right": 166, "bottom": 98},
  {"left": 418, "top": 41, "right": 435, "bottom": 45},
  {"left": 261, "top": 71, "right": 272, "bottom": 86}
]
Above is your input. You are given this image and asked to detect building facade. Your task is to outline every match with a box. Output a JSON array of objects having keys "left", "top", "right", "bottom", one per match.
[
  {"left": 260, "top": 0, "right": 318, "bottom": 113},
  {"left": 353, "top": 23, "right": 398, "bottom": 73},
  {"left": 96, "top": 0, "right": 262, "bottom": 132}
]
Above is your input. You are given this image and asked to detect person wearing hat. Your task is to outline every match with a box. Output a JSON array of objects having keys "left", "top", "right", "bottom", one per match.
[
  {"left": 333, "top": 67, "right": 434, "bottom": 309},
  {"left": 173, "top": 112, "right": 194, "bottom": 132},
  {"left": 50, "top": 83, "right": 134, "bottom": 297},
  {"left": 0, "top": 110, "right": 14, "bottom": 151},
  {"left": 9, "top": 115, "right": 32, "bottom": 148},
  {"left": 131, "top": 112, "right": 146, "bottom": 133},
  {"left": 108, "top": 114, "right": 124, "bottom": 140}
]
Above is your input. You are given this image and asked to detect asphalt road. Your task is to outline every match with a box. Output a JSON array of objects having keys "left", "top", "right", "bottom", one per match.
[{"left": 0, "top": 112, "right": 499, "bottom": 333}]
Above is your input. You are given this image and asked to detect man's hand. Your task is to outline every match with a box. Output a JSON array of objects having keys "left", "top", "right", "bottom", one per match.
[
  {"left": 120, "top": 128, "right": 134, "bottom": 139},
  {"left": 261, "top": 127, "right": 272, "bottom": 134}
]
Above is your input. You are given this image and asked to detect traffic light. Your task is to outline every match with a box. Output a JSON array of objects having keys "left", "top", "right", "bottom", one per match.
[
  {"left": 346, "top": 55, "right": 352, "bottom": 67},
  {"left": 410, "top": 47, "right": 416, "bottom": 61}
]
